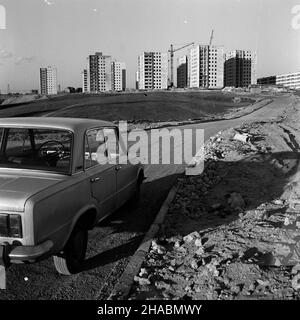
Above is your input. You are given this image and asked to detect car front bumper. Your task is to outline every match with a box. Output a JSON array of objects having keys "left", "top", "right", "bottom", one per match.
[{"left": 0, "top": 240, "right": 53, "bottom": 267}]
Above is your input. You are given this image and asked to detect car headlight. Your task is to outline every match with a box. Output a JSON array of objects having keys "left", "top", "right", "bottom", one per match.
[{"left": 0, "top": 214, "right": 22, "bottom": 238}]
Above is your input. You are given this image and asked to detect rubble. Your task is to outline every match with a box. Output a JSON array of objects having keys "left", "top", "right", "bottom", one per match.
[{"left": 129, "top": 95, "right": 300, "bottom": 300}]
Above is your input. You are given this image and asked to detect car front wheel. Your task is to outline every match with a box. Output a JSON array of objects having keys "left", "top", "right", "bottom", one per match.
[{"left": 53, "top": 224, "right": 88, "bottom": 275}]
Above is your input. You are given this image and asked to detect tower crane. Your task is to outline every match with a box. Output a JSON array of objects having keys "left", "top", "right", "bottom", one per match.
[
  {"left": 168, "top": 42, "right": 194, "bottom": 88},
  {"left": 209, "top": 29, "right": 214, "bottom": 46}
]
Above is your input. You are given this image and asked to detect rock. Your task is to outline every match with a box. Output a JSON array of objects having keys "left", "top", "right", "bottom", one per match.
[
  {"left": 151, "top": 240, "right": 158, "bottom": 250},
  {"left": 195, "top": 247, "right": 205, "bottom": 256},
  {"left": 134, "top": 276, "right": 150, "bottom": 286},
  {"left": 183, "top": 231, "right": 200, "bottom": 243},
  {"left": 155, "top": 281, "right": 171, "bottom": 290},
  {"left": 157, "top": 245, "right": 166, "bottom": 255},
  {"left": 151, "top": 240, "right": 166, "bottom": 254},
  {"left": 273, "top": 199, "right": 284, "bottom": 205},
  {"left": 176, "top": 246, "right": 187, "bottom": 255},
  {"left": 230, "top": 285, "right": 241, "bottom": 294},
  {"left": 206, "top": 262, "right": 219, "bottom": 277},
  {"left": 190, "top": 259, "right": 199, "bottom": 270},
  {"left": 292, "top": 273, "right": 300, "bottom": 291},
  {"left": 195, "top": 239, "right": 202, "bottom": 247},
  {"left": 139, "top": 268, "right": 148, "bottom": 277},
  {"left": 256, "top": 279, "right": 270, "bottom": 287},
  {"left": 170, "top": 259, "right": 176, "bottom": 267},
  {"left": 174, "top": 240, "right": 181, "bottom": 249},
  {"left": 292, "top": 263, "right": 300, "bottom": 275}
]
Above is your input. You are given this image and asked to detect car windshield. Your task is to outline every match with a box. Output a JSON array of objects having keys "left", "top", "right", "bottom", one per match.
[{"left": 0, "top": 127, "right": 72, "bottom": 174}]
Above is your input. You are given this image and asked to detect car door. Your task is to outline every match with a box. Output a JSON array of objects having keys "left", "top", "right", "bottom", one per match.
[
  {"left": 84, "top": 128, "right": 117, "bottom": 217},
  {"left": 103, "top": 127, "right": 138, "bottom": 209}
]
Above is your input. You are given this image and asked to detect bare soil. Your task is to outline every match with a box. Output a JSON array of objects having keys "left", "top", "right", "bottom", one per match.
[{"left": 129, "top": 94, "right": 300, "bottom": 300}]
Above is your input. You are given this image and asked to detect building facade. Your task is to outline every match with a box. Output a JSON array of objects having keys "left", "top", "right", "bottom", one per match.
[
  {"left": 40, "top": 66, "right": 57, "bottom": 95},
  {"left": 82, "top": 69, "right": 88, "bottom": 93},
  {"left": 86, "top": 52, "right": 112, "bottom": 92},
  {"left": 177, "top": 55, "right": 188, "bottom": 88},
  {"left": 257, "top": 75, "right": 276, "bottom": 86},
  {"left": 276, "top": 72, "right": 300, "bottom": 89},
  {"left": 189, "top": 45, "right": 224, "bottom": 89},
  {"left": 257, "top": 72, "right": 300, "bottom": 89},
  {"left": 83, "top": 53, "right": 126, "bottom": 92},
  {"left": 137, "top": 52, "right": 168, "bottom": 90},
  {"left": 111, "top": 61, "right": 126, "bottom": 91},
  {"left": 224, "top": 50, "right": 257, "bottom": 88}
]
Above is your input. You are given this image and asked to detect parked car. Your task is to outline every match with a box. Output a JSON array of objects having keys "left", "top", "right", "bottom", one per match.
[{"left": 0, "top": 117, "right": 144, "bottom": 281}]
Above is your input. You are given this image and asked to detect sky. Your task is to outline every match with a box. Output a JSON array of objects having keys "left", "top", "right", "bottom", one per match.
[{"left": 0, "top": 0, "right": 299, "bottom": 93}]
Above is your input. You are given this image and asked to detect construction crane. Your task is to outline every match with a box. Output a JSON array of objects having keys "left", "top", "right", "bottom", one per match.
[
  {"left": 168, "top": 42, "right": 194, "bottom": 88},
  {"left": 209, "top": 29, "right": 214, "bottom": 46}
]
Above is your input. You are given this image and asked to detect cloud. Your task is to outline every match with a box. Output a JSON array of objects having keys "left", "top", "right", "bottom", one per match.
[
  {"left": 0, "top": 49, "right": 13, "bottom": 59},
  {"left": 15, "top": 56, "right": 36, "bottom": 65},
  {"left": 44, "top": 0, "right": 54, "bottom": 5}
]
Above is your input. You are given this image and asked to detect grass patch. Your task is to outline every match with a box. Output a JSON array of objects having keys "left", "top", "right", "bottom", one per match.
[{"left": 0, "top": 91, "right": 255, "bottom": 122}]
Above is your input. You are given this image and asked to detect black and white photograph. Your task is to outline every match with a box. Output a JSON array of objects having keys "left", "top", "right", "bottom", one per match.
[{"left": 0, "top": 0, "right": 300, "bottom": 315}]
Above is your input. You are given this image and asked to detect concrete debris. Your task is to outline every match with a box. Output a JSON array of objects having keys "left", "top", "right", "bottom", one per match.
[
  {"left": 130, "top": 95, "right": 300, "bottom": 300},
  {"left": 291, "top": 264, "right": 300, "bottom": 275},
  {"left": 233, "top": 132, "right": 252, "bottom": 143},
  {"left": 292, "top": 274, "right": 300, "bottom": 291},
  {"left": 134, "top": 276, "right": 151, "bottom": 286},
  {"left": 183, "top": 231, "right": 201, "bottom": 243},
  {"left": 139, "top": 268, "right": 148, "bottom": 277},
  {"left": 190, "top": 259, "right": 199, "bottom": 270}
]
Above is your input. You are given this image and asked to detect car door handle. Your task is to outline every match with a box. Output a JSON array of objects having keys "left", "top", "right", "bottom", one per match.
[
  {"left": 90, "top": 177, "right": 100, "bottom": 183},
  {"left": 115, "top": 165, "right": 122, "bottom": 171}
]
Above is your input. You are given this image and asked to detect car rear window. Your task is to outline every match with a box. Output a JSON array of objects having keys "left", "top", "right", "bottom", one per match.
[{"left": 0, "top": 127, "right": 72, "bottom": 174}]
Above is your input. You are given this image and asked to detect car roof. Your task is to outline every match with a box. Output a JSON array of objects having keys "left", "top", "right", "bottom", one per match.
[{"left": 0, "top": 117, "right": 115, "bottom": 132}]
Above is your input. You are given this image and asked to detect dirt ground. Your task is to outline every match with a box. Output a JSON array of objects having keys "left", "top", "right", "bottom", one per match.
[{"left": 129, "top": 94, "right": 300, "bottom": 300}]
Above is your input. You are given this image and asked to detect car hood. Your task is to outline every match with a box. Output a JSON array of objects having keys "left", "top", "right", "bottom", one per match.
[{"left": 0, "top": 175, "right": 62, "bottom": 212}]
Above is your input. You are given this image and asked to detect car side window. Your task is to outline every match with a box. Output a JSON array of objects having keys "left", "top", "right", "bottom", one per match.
[
  {"left": 85, "top": 128, "right": 108, "bottom": 168},
  {"left": 103, "top": 128, "right": 119, "bottom": 161}
]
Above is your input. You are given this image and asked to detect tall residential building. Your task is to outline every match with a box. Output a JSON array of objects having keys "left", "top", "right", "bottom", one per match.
[
  {"left": 111, "top": 61, "right": 126, "bottom": 91},
  {"left": 86, "top": 52, "right": 112, "bottom": 92},
  {"left": 82, "top": 69, "right": 88, "bottom": 93},
  {"left": 40, "top": 66, "right": 57, "bottom": 95},
  {"left": 137, "top": 52, "right": 168, "bottom": 90},
  {"left": 177, "top": 55, "right": 188, "bottom": 88},
  {"left": 135, "top": 71, "right": 139, "bottom": 90},
  {"left": 224, "top": 50, "right": 257, "bottom": 87},
  {"left": 189, "top": 45, "right": 224, "bottom": 89}
]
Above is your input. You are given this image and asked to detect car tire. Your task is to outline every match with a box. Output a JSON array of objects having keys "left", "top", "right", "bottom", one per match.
[{"left": 53, "top": 224, "right": 88, "bottom": 275}]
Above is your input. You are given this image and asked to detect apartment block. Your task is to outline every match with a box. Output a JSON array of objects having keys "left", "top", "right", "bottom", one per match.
[
  {"left": 82, "top": 69, "right": 88, "bottom": 93},
  {"left": 189, "top": 45, "right": 224, "bottom": 89},
  {"left": 224, "top": 50, "right": 257, "bottom": 87},
  {"left": 86, "top": 52, "right": 112, "bottom": 93},
  {"left": 177, "top": 55, "right": 188, "bottom": 88},
  {"left": 137, "top": 52, "right": 168, "bottom": 90},
  {"left": 257, "top": 76, "right": 276, "bottom": 86},
  {"left": 40, "top": 66, "right": 57, "bottom": 95},
  {"left": 257, "top": 71, "right": 300, "bottom": 89},
  {"left": 111, "top": 61, "right": 126, "bottom": 91},
  {"left": 276, "top": 72, "right": 300, "bottom": 89}
]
